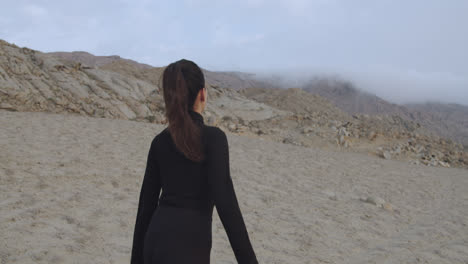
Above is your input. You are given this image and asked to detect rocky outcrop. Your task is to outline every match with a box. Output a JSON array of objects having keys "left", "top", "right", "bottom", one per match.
[{"left": 0, "top": 40, "right": 159, "bottom": 121}]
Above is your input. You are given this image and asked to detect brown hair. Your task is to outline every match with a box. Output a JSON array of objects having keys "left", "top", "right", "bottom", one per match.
[{"left": 161, "top": 59, "right": 206, "bottom": 162}]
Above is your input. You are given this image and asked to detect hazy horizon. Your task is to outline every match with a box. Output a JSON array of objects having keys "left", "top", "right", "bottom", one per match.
[{"left": 1, "top": 0, "right": 467, "bottom": 106}]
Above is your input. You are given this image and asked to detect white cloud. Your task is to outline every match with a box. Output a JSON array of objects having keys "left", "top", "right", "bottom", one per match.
[
  {"left": 239, "top": 33, "right": 265, "bottom": 44},
  {"left": 275, "top": 0, "right": 340, "bottom": 17},
  {"left": 22, "top": 4, "right": 47, "bottom": 17},
  {"left": 212, "top": 22, "right": 265, "bottom": 47},
  {"left": 244, "top": 0, "right": 267, "bottom": 8}
]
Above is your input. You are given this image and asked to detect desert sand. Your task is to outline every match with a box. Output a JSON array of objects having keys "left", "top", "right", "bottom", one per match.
[{"left": 1, "top": 110, "right": 467, "bottom": 263}]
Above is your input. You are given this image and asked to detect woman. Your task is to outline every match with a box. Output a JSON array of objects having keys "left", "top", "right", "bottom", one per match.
[{"left": 130, "top": 59, "right": 258, "bottom": 264}]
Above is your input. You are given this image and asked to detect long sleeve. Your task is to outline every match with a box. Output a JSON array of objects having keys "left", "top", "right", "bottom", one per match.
[
  {"left": 206, "top": 128, "right": 258, "bottom": 264},
  {"left": 130, "top": 137, "right": 162, "bottom": 264}
]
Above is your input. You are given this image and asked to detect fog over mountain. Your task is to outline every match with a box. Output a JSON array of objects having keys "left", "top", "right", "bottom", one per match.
[{"left": 250, "top": 69, "right": 468, "bottom": 107}]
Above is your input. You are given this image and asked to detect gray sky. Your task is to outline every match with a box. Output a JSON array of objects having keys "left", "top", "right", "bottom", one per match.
[{"left": 1, "top": 0, "right": 467, "bottom": 105}]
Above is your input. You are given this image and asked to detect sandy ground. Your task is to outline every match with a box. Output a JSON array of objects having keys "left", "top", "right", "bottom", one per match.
[{"left": 1, "top": 110, "right": 467, "bottom": 264}]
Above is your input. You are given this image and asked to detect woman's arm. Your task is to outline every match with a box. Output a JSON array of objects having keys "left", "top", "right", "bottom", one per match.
[
  {"left": 206, "top": 128, "right": 258, "bottom": 264},
  {"left": 130, "top": 137, "right": 162, "bottom": 264}
]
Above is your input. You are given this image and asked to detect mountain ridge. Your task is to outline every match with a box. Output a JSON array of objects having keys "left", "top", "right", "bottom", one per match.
[{"left": 1, "top": 38, "right": 466, "bottom": 168}]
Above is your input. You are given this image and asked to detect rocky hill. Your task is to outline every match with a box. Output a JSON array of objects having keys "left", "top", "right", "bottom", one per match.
[
  {"left": 302, "top": 77, "right": 411, "bottom": 115},
  {"left": 0, "top": 39, "right": 466, "bottom": 169},
  {"left": 405, "top": 102, "right": 468, "bottom": 150},
  {"left": 48, "top": 51, "right": 154, "bottom": 69},
  {"left": 49, "top": 52, "right": 267, "bottom": 91},
  {"left": 300, "top": 76, "right": 468, "bottom": 147}
]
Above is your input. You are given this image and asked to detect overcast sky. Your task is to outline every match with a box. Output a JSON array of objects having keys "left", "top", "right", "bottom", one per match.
[{"left": 1, "top": 0, "right": 467, "bottom": 105}]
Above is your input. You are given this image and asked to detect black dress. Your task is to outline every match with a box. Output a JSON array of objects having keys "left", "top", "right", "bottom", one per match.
[{"left": 130, "top": 110, "right": 258, "bottom": 264}]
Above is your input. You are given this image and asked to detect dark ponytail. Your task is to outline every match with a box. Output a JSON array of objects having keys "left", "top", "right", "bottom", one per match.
[{"left": 161, "top": 59, "right": 206, "bottom": 162}]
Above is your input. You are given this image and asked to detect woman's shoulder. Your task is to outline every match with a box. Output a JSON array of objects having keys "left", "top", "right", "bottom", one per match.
[
  {"left": 151, "top": 127, "right": 168, "bottom": 146},
  {"left": 201, "top": 125, "right": 229, "bottom": 151},
  {"left": 202, "top": 125, "right": 226, "bottom": 139}
]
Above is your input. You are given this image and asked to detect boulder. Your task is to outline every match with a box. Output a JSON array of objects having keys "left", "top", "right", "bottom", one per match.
[{"left": 382, "top": 151, "right": 391, "bottom": 160}]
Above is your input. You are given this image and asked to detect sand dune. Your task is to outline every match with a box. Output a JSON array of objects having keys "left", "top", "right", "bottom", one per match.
[{"left": 1, "top": 110, "right": 467, "bottom": 263}]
